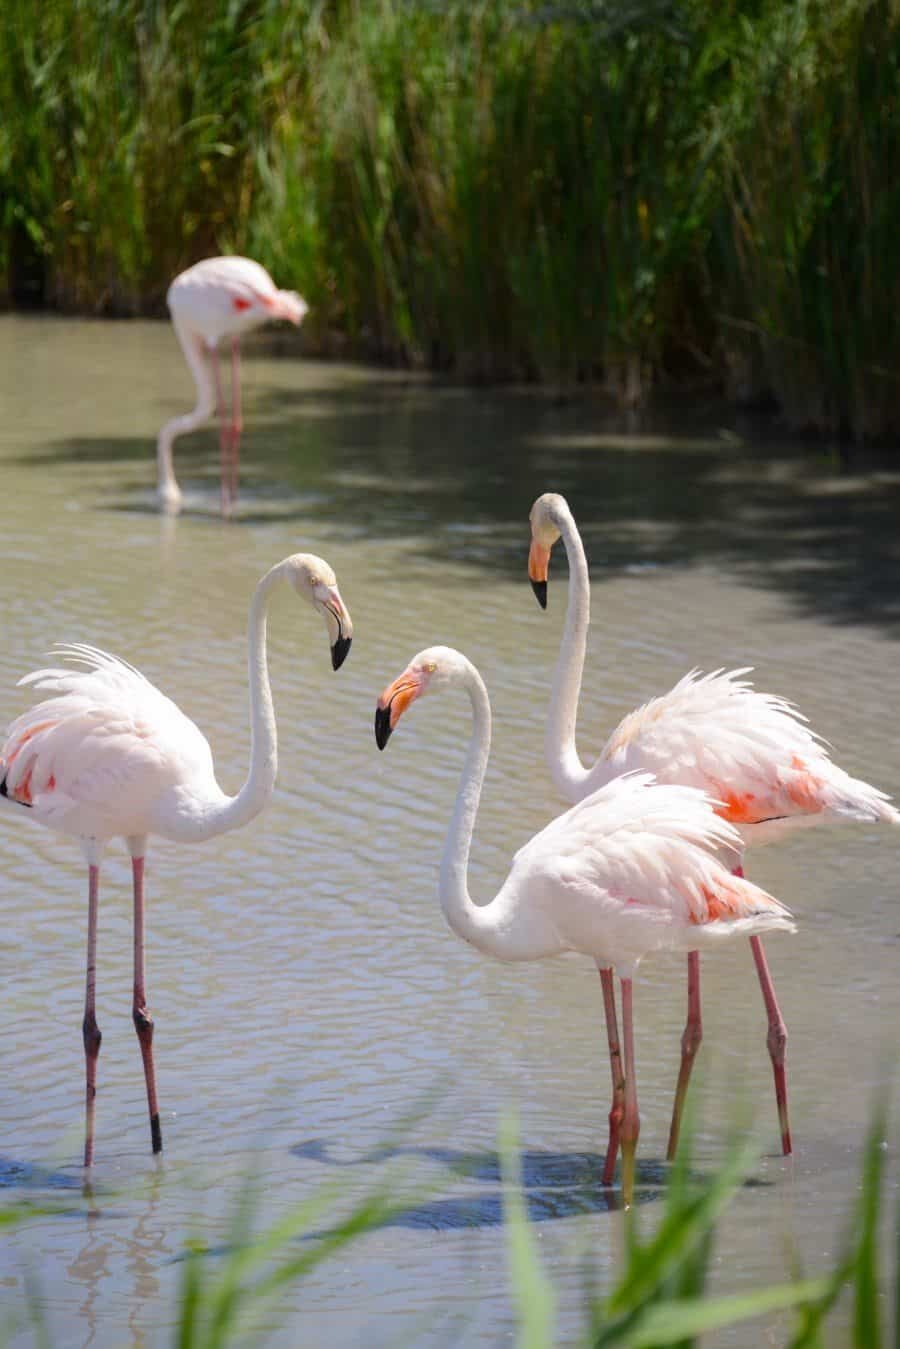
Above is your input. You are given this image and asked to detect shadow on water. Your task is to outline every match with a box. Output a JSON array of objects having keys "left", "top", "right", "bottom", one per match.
[
  {"left": 287, "top": 1137, "right": 771, "bottom": 1230},
  {"left": 0, "top": 1155, "right": 82, "bottom": 1192},
  {"left": 28, "top": 374, "right": 900, "bottom": 632}
]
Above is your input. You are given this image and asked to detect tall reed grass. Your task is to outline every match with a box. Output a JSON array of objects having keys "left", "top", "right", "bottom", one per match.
[{"left": 2, "top": 1, "right": 899, "bottom": 436}]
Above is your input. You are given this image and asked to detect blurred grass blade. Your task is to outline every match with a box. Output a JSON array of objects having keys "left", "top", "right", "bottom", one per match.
[
  {"left": 500, "top": 1110, "right": 556, "bottom": 1349},
  {"left": 607, "top": 1135, "right": 758, "bottom": 1315},
  {"left": 623, "top": 1279, "right": 830, "bottom": 1347},
  {"left": 854, "top": 1109, "right": 887, "bottom": 1349}
]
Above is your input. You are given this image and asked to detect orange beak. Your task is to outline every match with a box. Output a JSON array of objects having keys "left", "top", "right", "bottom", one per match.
[
  {"left": 528, "top": 539, "right": 551, "bottom": 609},
  {"left": 375, "top": 669, "right": 422, "bottom": 749}
]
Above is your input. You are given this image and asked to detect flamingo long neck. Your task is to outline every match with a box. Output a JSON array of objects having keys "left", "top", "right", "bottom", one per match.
[
  {"left": 157, "top": 320, "right": 215, "bottom": 501},
  {"left": 202, "top": 563, "right": 283, "bottom": 837},
  {"left": 438, "top": 666, "right": 528, "bottom": 960},
  {"left": 546, "top": 508, "right": 595, "bottom": 800}
]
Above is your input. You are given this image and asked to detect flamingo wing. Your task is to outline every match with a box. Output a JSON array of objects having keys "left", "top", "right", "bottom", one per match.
[
  {"left": 598, "top": 669, "right": 899, "bottom": 827},
  {"left": 505, "top": 774, "right": 793, "bottom": 956},
  {"left": 0, "top": 645, "right": 214, "bottom": 833}
]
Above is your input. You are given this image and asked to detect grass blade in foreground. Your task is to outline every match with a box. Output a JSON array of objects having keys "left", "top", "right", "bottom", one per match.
[{"left": 500, "top": 1111, "right": 556, "bottom": 1349}]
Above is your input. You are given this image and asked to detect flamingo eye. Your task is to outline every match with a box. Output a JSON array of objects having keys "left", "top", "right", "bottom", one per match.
[{"left": 425, "top": 662, "right": 437, "bottom": 674}]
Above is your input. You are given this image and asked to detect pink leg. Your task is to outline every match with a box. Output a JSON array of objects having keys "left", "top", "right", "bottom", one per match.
[
  {"left": 666, "top": 949, "right": 702, "bottom": 1161},
  {"left": 132, "top": 856, "right": 162, "bottom": 1154},
  {"left": 83, "top": 864, "right": 102, "bottom": 1168},
  {"left": 619, "top": 976, "right": 640, "bottom": 1208},
  {"left": 211, "top": 348, "right": 231, "bottom": 517},
  {"left": 229, "top": 338, "right": 242, "bottom": 507},
  {"left": 750, "top": 934, "right": 792, "bottom": 1155},
  {"left": 733, "top": 865, "right": 792, "bottom": 1155},
  {"left": 598, "top": 965, "right": 625, "bottom": 1185}
]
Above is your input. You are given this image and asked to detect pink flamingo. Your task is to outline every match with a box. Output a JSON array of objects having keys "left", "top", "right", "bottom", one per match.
[
  {"left": 375, "top": 647, "right": 794, "bottom": 1206},
  {"left": 528, "top": 492, "right": 898, "bottom": 1172},
  {"left": 157, "top": 256, "right": 308, "bottom": 515},
  {"left": 0, "top": 554, "right": 352, "bottom": 1166}
]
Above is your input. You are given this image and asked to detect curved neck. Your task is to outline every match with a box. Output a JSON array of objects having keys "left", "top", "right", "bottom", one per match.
[
  {"left": 157, "top": 321, "right": 215, "bottom": 497},
  {"left": 438, "top": 667, "right": 528, "bottom": 960},
  {"left": 207, "top": 562, "right": 283, "bottom": 835},
  {"left": 545, "top": 508, "right": 593, "bottom": 799}
]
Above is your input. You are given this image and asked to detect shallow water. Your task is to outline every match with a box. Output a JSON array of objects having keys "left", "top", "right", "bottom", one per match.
[{"left": 0, "top": 314, "right": 898, "bottom": 1346}]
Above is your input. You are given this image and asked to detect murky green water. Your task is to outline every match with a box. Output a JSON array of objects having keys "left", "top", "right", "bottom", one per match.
[{"left": 1, "top": 315, "right": 898, "bottom": 1345}]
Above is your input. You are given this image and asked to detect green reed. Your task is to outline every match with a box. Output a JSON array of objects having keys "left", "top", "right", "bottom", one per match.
[{"left": 2, "top": 1, "right": 899, "bottom": 435}]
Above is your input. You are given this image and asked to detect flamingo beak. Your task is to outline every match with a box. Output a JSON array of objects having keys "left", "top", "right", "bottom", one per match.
[
  {"left": 324, "top": 588, "right": 353, "bottom": 670},
  {"left": 375, "top": 670, "right": 422, "bottom": 750},
  {"left": 529, "top": 539, "right": 550, "bottom": 609},
  {"left": 332, "top": 635, "right": 352, "bottom": 671}
]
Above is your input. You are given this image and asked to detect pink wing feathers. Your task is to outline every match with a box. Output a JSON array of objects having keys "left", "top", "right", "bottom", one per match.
[
  {"left": 505, "top": 773, "right": 794, "bottom": 957},
  {"left": 598, "top": 668, "right": 899, "bottom": 829},
  {"left": 0, "top": 645, "right": 214, "bottom": 834}
]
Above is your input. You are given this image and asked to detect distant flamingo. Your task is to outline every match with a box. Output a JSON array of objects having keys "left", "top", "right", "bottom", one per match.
[
  {"left": 157, "top": 256, "right": 308, "bottom": 515},
  {"left": 528, "top": 491, "right": 898, "bottom": 1164},
  {"left": 0, "top": 554, "right": 352, "bottom": 1166},
  {"left": 375, "top": 646, "right": 794, "bottom": 1205}
]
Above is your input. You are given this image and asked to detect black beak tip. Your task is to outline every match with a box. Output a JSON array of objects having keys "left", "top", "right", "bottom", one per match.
[
  {"left": 374, "top": 706, "right": 393, "bottom": 751},
  {"left": 531, "top": 579, "right": 548, "bottom": 610},
  {"left": 331, "top": 635, "right": 352, "bottom": 671}
]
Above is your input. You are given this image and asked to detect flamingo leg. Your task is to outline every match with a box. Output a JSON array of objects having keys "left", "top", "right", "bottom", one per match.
[
  {"left": 131, "top": 854, "right": 162, "bottom": 1154},
  {"left": 211, "top": 347, "right": 232, "bottom": 517},
  {"left": 597, "top": 964, "right": 625, "bottom": 1184},
  {"left": 229, "top": 337, "right": 242, "bottom": 508},
  {"left": 665, "top": 949, "right": 703, "bottom": 1162},
  {"left": 83, "top": 864, "right": 102, "bottom": 1168},
  {"left": 619, "top": 976, "right": 640, "bottom": 1208},
  {"left": 750, "top": 934, "right": 792, "bottom": 1155},
  {"left": 732, "top": 865, "right": 792, "bottom": 1155}
]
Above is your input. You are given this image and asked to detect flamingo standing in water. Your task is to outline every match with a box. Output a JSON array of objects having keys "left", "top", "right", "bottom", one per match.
[
  {"left": 375, "top": 646, "right": 794, "bottom": 1206},
  {"left": 528, "top": 491, "right": 898, "bottom": 1169},
  {"left": 0, "top": 554, "right": 352, "bottom": 1166},
  {"left": 157, "top": 256, "right": 308, "bottom": 515}
]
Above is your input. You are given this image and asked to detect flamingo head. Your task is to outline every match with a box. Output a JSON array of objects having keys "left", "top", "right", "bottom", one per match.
[
  {"left": 274, "top": 290, "right": 309, "bottom": 326},
  {"left": 375, "top": 645, "right": 460, "bottom": 749},
  {"left": 286, "top": 553, "right": 353, "bottom": 670},
  {"left": 528, "top": 492, "right": 567, "bottom": 609}
]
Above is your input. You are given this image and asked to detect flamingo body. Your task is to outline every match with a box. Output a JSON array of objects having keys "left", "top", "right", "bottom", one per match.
[
  {"left": 529, "top": 490, "right": 898, "bottom": 1164},
  {"left": 375, "top": 646, "right": 794, "bottom": 1203},
  {"left": 157, "top": 256, "right": 308, "bottom": 514},
  {"left": 166, "top": 256, "right": 307, "bottom": 347},
  {"left": 529, "top": 493, "right": 898, "bottom": 840},
  {"left": 496, "top": 771, "right": 794, "bottom": 969},
  {"left": 596, "top": 666, "right": 900, "bottom": 844},
  {"left": 1, "top": 645, "right": 220, "bottom": 844},
  {"left": 1, "top": 553, "right": 352, "bottom": 1166}
]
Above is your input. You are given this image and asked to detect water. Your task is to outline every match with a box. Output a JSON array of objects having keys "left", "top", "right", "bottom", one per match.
[{"left": 1, "top": 314, "right": 898, "bottom": 1346}]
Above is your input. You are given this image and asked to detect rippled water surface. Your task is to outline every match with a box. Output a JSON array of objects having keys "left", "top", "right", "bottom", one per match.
[{"left": 1, "top": 315, "right": 899, "bottom": 1346}]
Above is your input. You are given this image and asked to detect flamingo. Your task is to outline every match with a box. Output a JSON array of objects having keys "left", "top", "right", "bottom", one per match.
[
  {"left": 0, "top": 553, "right": 352, "bottom": 1166},
  {"left": 375, "top": 646, "right": 795, "bottom": 1205},
  {"left": 157, "top": 256, "right": 308, "bottom": 515},
  {"left": 528, "top": 490, "right": 898, "bottom": 1167}
]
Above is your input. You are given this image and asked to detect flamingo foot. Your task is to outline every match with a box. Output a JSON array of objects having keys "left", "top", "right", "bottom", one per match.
[{"left": 82, "top": 1011, "right": 102, "bottom": 1168}]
